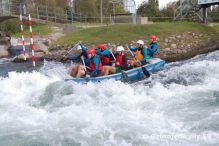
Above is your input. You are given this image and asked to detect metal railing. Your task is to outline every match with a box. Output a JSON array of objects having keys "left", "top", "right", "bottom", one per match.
[{"left": 1, "top": 1, "right": 138, "bottom": 24}]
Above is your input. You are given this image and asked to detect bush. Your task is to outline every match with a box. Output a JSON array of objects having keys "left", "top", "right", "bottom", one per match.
[{"left": 0, "top": 19, "right": 20, "bottom": 35}]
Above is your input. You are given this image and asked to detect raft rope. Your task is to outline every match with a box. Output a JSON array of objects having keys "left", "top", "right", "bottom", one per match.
[
  {"left": 28, "top": 14, "right": 36, "bottom": 67},
  {"left": 19, "top": 14, "right": 26, "bottom": 60}
]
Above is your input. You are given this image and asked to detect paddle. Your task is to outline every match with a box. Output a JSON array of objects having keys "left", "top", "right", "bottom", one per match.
[
  {"left": 61, "top": 42, "right": 80, "bottom": 62},
  {"left": 81, "top": 57, "right": 87, "bottom": 72},
  {"left": 126, "top": 45, "right": 150, "bottom": 78}
]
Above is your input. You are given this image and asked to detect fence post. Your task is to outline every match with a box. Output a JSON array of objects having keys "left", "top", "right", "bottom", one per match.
[
  {"left": 54, "top": 10, "right": 56, "bottom": 23},
  {"left": 46, "top": 6, "right": 48, "bottom": 22},
  {"left": 85, "top": 15, "right": 87, "bottom": 24},
  {"left": 36, "top": 6, "right": 39, "bottom": 19},
  {"left": 80, "top": 13, "right": 82, "bottom": 22},
  {"left": 66, "top": 10, "right": 68, "bottom": 23},
  {"left": 71, "top": 10, "right": 73, "bottom": 23}
]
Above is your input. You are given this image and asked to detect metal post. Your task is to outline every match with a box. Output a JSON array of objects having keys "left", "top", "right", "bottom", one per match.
[
  {"left": 180, "top": 0, "right": 182, "bottom": 19},
  {"left": 132, "top": 13, "right": 136, "bottom": 24},
  {"left": 100, "top": 0, "right": 103, "bottom": 24},
  {"left": 71, "top": 9, "right": 73, "bottom": 23},
  {"left": 46, "top": 6, "right": 48, "bottom": 21},
  {"left": 80, "top": 13, "right": 82, "bottom": 22},
  {"left": 37, "top": 6, "right": 39, "bottom": 19},
  {"left": 0, "top": 0, "right": 2, "bottom": 16},
  {"left": 202, "top": 6, "right": 207, "bottom": 24},
  {"left": 66, "top": 10, "right": 68, "bottom": 23},
  {"left": 54, "top": 10, "right": 56, "bottom": 23},
  {"left": 113, "top": 3, "right": 115, "bottom": 24}
]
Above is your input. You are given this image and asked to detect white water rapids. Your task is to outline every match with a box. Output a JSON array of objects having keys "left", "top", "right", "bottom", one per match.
[{"left": 0, "top": 51, "right": 219, "bottom": 146}]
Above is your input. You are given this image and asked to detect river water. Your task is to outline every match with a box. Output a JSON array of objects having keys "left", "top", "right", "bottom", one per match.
[{"left": 0, "top": 51, "right": 219, "bottom": 146}]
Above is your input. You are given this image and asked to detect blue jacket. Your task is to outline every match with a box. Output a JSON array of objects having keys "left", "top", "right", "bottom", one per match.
[
  {"left": 67, "top": 44, "right": 89, "bottom": 66},
  {"left": 128, "top": 46, "right": 151, "bottom": 63},
  {"left": 147, "top": 42, "right": 158, "bottom": 57},
  {"left": 90, "top": 56, "right": 101, "bottom": 77},
  {"left": 95, "top": 49, "right": 111, "bottom": 58}
]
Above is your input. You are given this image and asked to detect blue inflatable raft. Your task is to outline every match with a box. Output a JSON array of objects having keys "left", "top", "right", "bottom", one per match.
[{"left": 64, "top": 58, "right": 165, "bottom": 83}]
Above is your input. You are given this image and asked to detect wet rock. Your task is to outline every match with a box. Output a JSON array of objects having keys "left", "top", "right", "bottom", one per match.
[
  {"left": 0, "top": 45, "right": 9, "bottom": 58},
  {"left": 45, "top": 50, "right": 67, "bottom": 61},
  {"left": 10, "top": 38, "right": 19, "bottom": 46},
  {"left": 176, "top": 35, "right": 181, "bottom": 39},
  {"left": 36, "top": 42, "right": 48, "bottom": 53},
  {"left": 35, "top": 52, "right": 45, "bottom": 60},
  {"left": 0, "top": 36, "right": 11, "bottom": 58},
  {"left": 43, "top": 39, "right": 52, "bottom": 47},
  {"left": 164, "top": 38, "right": 169, "bottom": 43},
  {"left": 171, "top": 44, "right": 177, "bottom": 49},
  {"left": 177, "top": 50, "right": 183, "bottom": 53},
  {"left": 164, "top": 48, "right": 171, "bottom": 51},
  {"left": 13, "top": 54, "right": 30, "bottom": 62},
  {"left": 182, "top": 50, "right": 187, "bottom": 53}
]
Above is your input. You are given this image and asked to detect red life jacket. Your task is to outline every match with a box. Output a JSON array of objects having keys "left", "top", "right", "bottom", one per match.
[
  {"left": 90, "top": 58, "right": 102, "bottom": 71},
  {"left": 100, "top": 56, "right": 110, "bottom": 65},
  {"left": 116, "top": 54, "right": 123, "bottom": 66}
]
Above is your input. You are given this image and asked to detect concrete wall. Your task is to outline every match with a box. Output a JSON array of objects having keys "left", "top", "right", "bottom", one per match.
[
  {"left": 137, "top": 17, "right": 153, "bottom": 24},
  {"left": 0, "top": 0, "right": 11, "bottom": 16}
]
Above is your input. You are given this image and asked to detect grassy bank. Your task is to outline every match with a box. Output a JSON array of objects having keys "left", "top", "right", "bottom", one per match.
[
  {"left": 57, "top": 22, "right": 219, "bottom": 47},
  {"left": 212, "top": 24, "right": 219, "bottom": 34},
  {"left": 0, "top": 18, "right": 52, "bottom": 38}
]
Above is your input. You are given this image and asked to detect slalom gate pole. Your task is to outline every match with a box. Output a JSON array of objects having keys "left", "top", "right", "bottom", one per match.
[
  {"left": 28, "top": 14, "right": 36, "bottom": 67},
  {"left": 19, "top": 14, "right": 26, "bottom": 60}
]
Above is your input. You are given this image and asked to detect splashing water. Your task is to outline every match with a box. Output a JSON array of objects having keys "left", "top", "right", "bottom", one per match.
[{"left": 0, "top": 51, "right": 219, "bottom": 146}]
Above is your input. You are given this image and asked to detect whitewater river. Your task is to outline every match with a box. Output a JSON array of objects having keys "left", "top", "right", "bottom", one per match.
[{"left": 0, "top": 51, "right": 219, "bottom": 146}]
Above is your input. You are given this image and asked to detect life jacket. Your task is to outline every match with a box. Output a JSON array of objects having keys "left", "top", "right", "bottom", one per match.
[
  {"left": 100, "top": 56, "right": 110, "bottom": 65},
  {"left": 147, "top": 42, "right": 158, "bottom": 57},
  {"left": 82, "top": 50, "right": 88, "bottom": 59},
  {"left": 116, "top": 53, "right": 123, "bottom": 66},
  {"left": 135, "top": 49, "right": 143, "bottom": 60},
  {"left": 90, "top": 57, "right": 102, "bottom": 71}
]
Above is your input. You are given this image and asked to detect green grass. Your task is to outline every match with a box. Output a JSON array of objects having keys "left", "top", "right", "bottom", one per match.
[
  {"left": 212, "top": 24, "right": 219, "bottom": 34},
  {"left": 12, "top": 23, "right": 52, "bottom": 38},
  {"left": 57, "top": 22, "right": 218, "bottom": 46},
  {"left": 0, "top": 18, "right": 52, "bottom": 38}
]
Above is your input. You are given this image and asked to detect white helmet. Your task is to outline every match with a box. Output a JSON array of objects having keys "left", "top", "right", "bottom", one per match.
[
  {"left": 116, "top": 46, "right": 125, "bottom": 52},
  {"left": 137, "top": 40, "right": 144, "bottom": 45},
  {"left": 77, "top": 45, "right": 82, "bottom": 50}
]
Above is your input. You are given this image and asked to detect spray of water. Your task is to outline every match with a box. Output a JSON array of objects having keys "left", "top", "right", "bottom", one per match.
[{"left": 0, "top": 51, "right": 219, "bottom": 146}]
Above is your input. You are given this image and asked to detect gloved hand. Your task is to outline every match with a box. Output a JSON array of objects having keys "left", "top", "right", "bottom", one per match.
[{"left": 116, "top": 62, "right": 120, "bottom": 66}]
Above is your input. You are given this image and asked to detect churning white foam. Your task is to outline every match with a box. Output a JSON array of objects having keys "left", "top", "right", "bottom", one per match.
[{"left": 0, "top": 55, "right": 219, "bottom": 146}]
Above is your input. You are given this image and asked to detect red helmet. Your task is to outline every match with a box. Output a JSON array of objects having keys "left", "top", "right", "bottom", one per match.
[
  {"left": 87, "top": 48, "right": 95, "bottom": 55},
  {"left": 150, "top": 35, "right": 156, "bottom": 41},
  {"left": 98, "top": 44, "right": 105, "bottom": 49}
]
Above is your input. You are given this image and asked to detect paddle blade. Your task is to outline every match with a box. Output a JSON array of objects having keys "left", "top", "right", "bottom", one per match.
[{"left": 141, "top": 67, "right": 150, "bottom": 78}]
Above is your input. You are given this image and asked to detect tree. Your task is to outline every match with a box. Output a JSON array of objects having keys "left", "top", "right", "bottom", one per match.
[
  {"left": 160, "top": 1, "right": 176, "bottom": 18},
  {"left": 137, "top": 0, "right": 160, "bottom": 17},
  {"left": 74, "top": 0, "right": 99, "bottom": 17}
]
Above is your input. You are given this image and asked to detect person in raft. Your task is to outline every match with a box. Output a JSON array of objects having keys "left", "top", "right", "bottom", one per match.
[
  {"left": 63, "top": 41, "right": 90, "bottom": 77},
  {"left": 76, "top": 48, "right": 102, "bottom": 78},
  {"left": 147, "top": 35, "right": 158, "bottom": 58},
  {"left": 95, "top": 43, "right": 112, "bottom": 66},
  {"left": 127, "top": 40, "right": 151, "bottom": 67},
  {"left": 101, "top": 46, "right": 133, "bottom": 76}
]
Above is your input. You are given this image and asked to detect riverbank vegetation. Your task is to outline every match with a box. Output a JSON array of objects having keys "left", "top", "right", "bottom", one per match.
[
  {"left": 0, "top": 19, "right": 52, "bottom": 37},
  {"left": 56, "top": 22, "right": 219, "bottom": 47}
]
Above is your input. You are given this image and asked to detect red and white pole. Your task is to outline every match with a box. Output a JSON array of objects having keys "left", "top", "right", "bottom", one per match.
[
  {"left": 28, "top": 14, "right": 35, "bottom": 67},
  {"left": 19, "top": 14, "right": 26, "bottom": 60}
]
